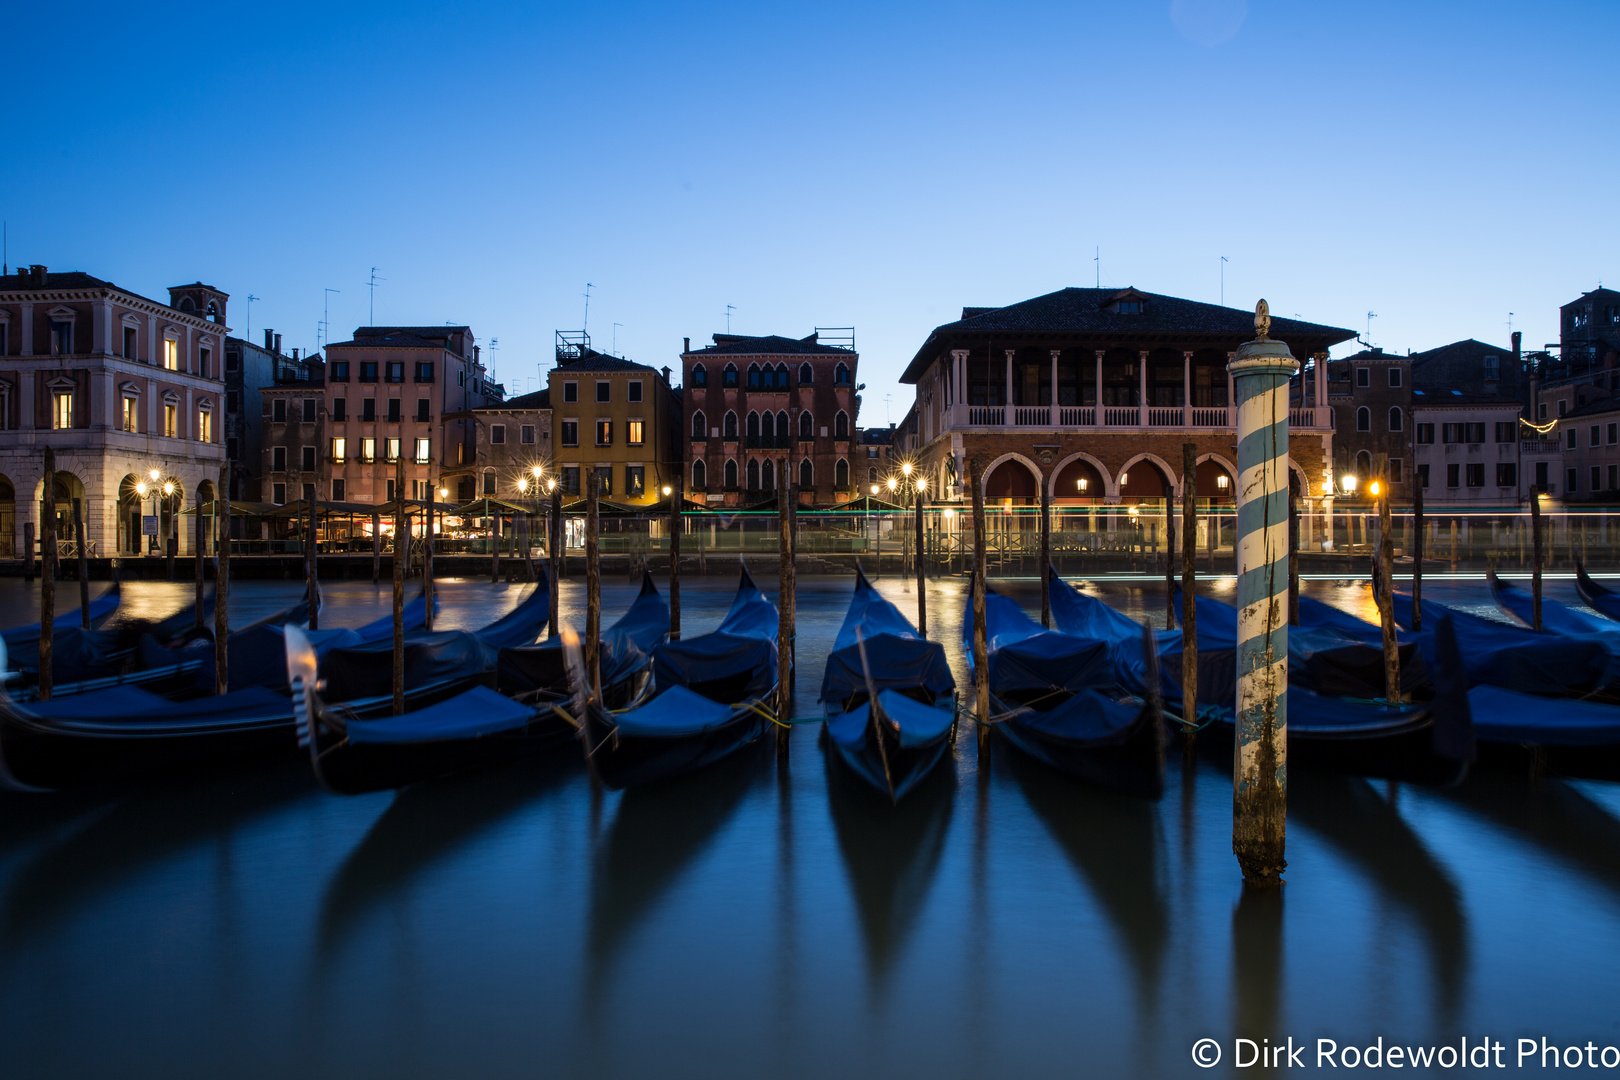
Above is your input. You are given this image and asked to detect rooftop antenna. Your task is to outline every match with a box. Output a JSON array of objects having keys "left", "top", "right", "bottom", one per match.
[
  {"left": 612, "top": 322, "right": 623, "bottom": 356},
  {"left": 1365, "top": 310, "right": 1377, "bottom": 347},
  {"left": 884, "top": 393, "right": 892, "bottom": 425},
  {"left": 1508, "top": 312, "right": 1514, "bottom": 338},
  {"left": 244, "top": 294, "right": 259, "bottom": 340},
  {"left": 583, "top": 283, "right": 593, "bottom": 334},
  {"left": 726, "top": 304, "right": 736, "bottom": 333},
  {"left": 322, "top": 287, "right": 341, "bottom": 351},
  {"left": 366, "top": 267, "right": 385, "bottom": 323},
  {"left": 1220, "top": 256, "right": 1228, "bottom": 306},
  {"left": 487, "top": 337, "right": 500, "bottom": 380},
  {"left": 1094, "top": 247, "right": 1099, "bottom": 289}
]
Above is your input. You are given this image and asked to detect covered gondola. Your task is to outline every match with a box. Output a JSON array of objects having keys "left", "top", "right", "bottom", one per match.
[
  {"left": 972, "top": 578, "right": 1165, "bottom": 797},
  {"left": 1576, "top": 561, "right": 1620, "bottom": 623},
  {"left": 580, "top": 566, "right": 777, "bottom": 789},
  {"left": 1491, "top": 569, "right": 1620, "bottom": 637},
  {"left": 821, "top": 567, "right": 956, "bottom": 803},
  {"left": 1050, "top": 568, "right": 1474, "bottom": 784},
  {"left": 497, "top": 572, "right": 667, "bottom": 708}
]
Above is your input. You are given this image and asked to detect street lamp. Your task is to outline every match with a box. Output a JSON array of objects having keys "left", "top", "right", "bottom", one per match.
[
  {"left": 1341, "top": 473, "right": 1358, "bottom": 496},
  {"left": 870, "top": 484, "right": 879, "bottom": 496},
  {"left": 662, "top": 485, "right": 672, "bottom": 496}
]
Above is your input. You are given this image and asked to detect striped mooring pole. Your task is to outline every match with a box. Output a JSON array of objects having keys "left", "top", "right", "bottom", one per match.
[{"left": 1230, "top": 300, "right": 1297, "bottom": 888}]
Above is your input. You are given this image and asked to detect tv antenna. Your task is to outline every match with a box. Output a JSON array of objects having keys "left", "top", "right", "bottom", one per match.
[
  {"left": 1508, "top": 312, "right": 1514, "bottom": 337},
  {"left": 726, "top": 304, "right": 736, "bottom": 332},
  {"left": 612, "top": 322, "right": 623, "bottom": 356},
  {"left": 366, "top": 267, "right": 385, "bottom": 323},
  {"left": 244, "top": 294, "right": 259, "bottom": 339},
  {"left": 583, "top": 283, "right": 593, "bottom": 333},
  {"left": 1094, "top": 247, "right": 1099, "bottom": 289},
  {"left": 320, "top": 287, "right": 340, "bottom": 351},
  {"left": 1365, "top": 311, "right": 1377, "bottom": 346},
  {"left": 487, "top": 337, "right": 500, "bottom": 379},
  {"left": 884, "top": 393, "right": 892, "bottom": 425},
  {"left": 1220, "top": 256, "right": 1228, "bottom": 306}
]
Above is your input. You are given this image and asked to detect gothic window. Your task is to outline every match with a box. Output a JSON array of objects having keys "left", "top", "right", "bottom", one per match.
[
  {"left": 835, "top": 458, "right": 849, "bottom": 488},
  {"left": 800, "top": 458, "right": 813, "bottom": 489},
  {"left": 747, "top": 458, "right": 760, "bottom": 490},
  {"left": 777, "top": 411, "right": 789, "bottom": 446},
  {"left": 835, "top": 410, "right": 849, "bottom": 439},
  {"left": 799, "top": 411, "right": 814, "bottom": 439},
  {"left": 724, "top": 411, "right": 738, "bottom": 439},
  {"left": 692, "top": 410, "right": 706, "bottom": 439},
  {"left": 799, "top": 363, "right": 813, "bottom": 385},
  {"left": 725, "top": 458, "right": 737, "bottom": 488},
  {"left": 693, "top": 459, "right": 707, "bottom": 489},
  {"left": 693, "top": 363, "right": 707, "bottom": 387},
  {"left": 723, "top": 363, "right": 738, "bottom": 388},
  {"left": 748, "top": 363, "right": 761, "bottom": 389},
  {"left": 746, "top": 411, "right": 760, "bottom": 446},
  {"left": 835, "top": 362, "right": 850, "bottom": 386}
]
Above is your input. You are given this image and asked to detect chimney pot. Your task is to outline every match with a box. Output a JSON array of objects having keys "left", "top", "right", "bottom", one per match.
[
  {"left": 273, "top": 333, "right": 282, "bottom": 355},
  {"left": 292, "top": 348, "right": 300, "bottom": 362},
  {"left": 683, "top": 337, "right": 690, "bottom": 354},
  {"left": 264, "top": 329, "right": 274, "bottom": 350},
  {"left": 29, "top": 264, "right": 46, "bottom": 286}
]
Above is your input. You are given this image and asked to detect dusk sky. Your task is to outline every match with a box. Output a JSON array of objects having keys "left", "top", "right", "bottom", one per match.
[{"left": 8, "top": 0, "right": 1615, "bottom": 420}]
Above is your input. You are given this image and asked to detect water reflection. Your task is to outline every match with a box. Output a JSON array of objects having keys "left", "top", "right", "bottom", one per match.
[
  {"left": 1442, "top": 773, "right": 1620, "bottom": 897},
  {"left": 824, "top": 739, "right": 955, "bottom": 990},
  {"left": 1231, "top": 886, "right": 1285, "bottom": 1072},
  {"left": 1290, "top": 774, "right": 1468, "bottom": 1025}
]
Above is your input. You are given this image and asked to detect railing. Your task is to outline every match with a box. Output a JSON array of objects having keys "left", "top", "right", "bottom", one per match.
[
  {"left": 1289, "top": 408, "right": 1317, "bottom": 428},
  {"left": 1103, "top": 407, "right": 1137, "bottom": 426},
  {"left": 1059, "top": 406, "right": 1093, "bottom": 425},
  {"left": 1147, "top": 407, "right": 1181, "bottom": 426},
  {"left": 968, "top": 406, "right": 1005, "bottom": 426},
  {"left": 1191, "top": 407, "right": 1227, "bottom": 427},
  {"left": 1522, "top": 440, "right": 1561, "bottom": 454},
  {"left": 1013, "top": 406, "right": 1048, "bottom": 425}
]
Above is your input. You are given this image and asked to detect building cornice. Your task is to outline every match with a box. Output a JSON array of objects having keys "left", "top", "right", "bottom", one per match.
[{"left": 0, "top": 285, "right": 231, "bottom": 336}]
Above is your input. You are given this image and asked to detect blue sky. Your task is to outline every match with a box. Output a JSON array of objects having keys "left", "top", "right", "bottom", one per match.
[{"left": 6, "top": 0, "right": 1615, "bottom": 421}]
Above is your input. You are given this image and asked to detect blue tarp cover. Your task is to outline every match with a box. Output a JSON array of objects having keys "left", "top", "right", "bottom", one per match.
[
  {"left": 499, "top": 574, "right": 667, "bottom": 694},
  {"left": 2, "top": 587, "right": 121, "bottom": 648},
  {"left": 1467, "top": 684, "right": 1620, "bottom": 746},
  {"left": 345, "top": 685, "right": 534, "bottom": 745},
  {"left": 1006, "top": 687, "right": 1146, "bottom": 743},
  {"left": 352, "top": 593, "right": 433, "bottom": 644},
  {"left": 831, "top": 566, "right": 923, "bottom": 652},
  {"left": 322, "top": 631, "right": 497, "bottom": 702},
  {"left": 27, "top": 685, "right": 291, "bottom": 726},
  {"left": 715, "top": 565, "right": 779, "bottom": 641},
  {"left": 611, "top": 683, "right": 739, "bottom": 739},
  {"left": 826, "top": 689, "right": 954, "bottom": 751},
  {"left": 989, "top": 632, "right": 1113, "bottom": 698},
  {"left": 651, "top": 568, "right": 777, "bottom": 702},
  {"left": 821, "top": 569, "right": 953, "bottom": 704},
  {"left": 7, "top": 627, "right": 129, "bottom": 680},
  {"left": 469, "top": 575, "right": 550, "bottom": 650},
  {"left": 1492, "top": 574, "right": 1619, "bottom": 637}
]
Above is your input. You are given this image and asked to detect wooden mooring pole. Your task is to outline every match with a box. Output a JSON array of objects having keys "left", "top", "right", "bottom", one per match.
[
  {"left": 1040, "top": 478, "right": 1052, "bottom": 628},
  {"left": 669, "top": 480, "right": 682, "bottom": 640},
  {"left": 215, "top": 463, "right": 230, "bottom": 695},
  {"left": 1412, "top": 482, "right": 1424, "bottom": 632},
  {"left": 39, "top": 446, "right": 57, "bottom": 701},
  {"left": 549, "top": 484, "right": 562, "bottom": 636},
  {"left": 1531, "top": 490, "right": 1544, "bottom": 631},
  {"left": 424, "top": 488, "right": 436, "bottom": 632},
  {"left": 1165, "top": 490, "right": 1177, "bottom": 631},
  {"left": 75, "top": 498, "right": 91, "bottom": 628},
  {"left": 306, "top": 498, "right": 319, "bottom": 630},
  {"left": 23, "top": 522, "right": 34, "bottom": 582},
  {"left": 915, "top": 486, "right": 927, "bottom": 635},
  {"left": 777, "top": 483, "right": 794, "bottom": 755},
  {"left": 1229, "top": 303, "right": 1290, "bottom": 888},
  {"left": 371, "top": 512, "right": 381, "bottom": 585},
  {"left": 970, "top": 457, "right": 989, "bottom": 758},
  {"left": 1376, "top": 454, "right": 1399, "bottom": 702},
  {"left": 392, "top": 455, "right": 406, "bottom": 716},
  {"left": 1181, "top": 443, "right": 1199, "bottom": 754},
  {"left": 1287, "top": 485, "right": 1300, "bottom": 627},
  {"left": 586, "top": 469, "right": 601, "bottom": 696}
]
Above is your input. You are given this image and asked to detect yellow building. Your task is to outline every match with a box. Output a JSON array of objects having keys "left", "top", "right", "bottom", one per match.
[{"left": 547, "top": 350, "right": 678, "bottom": 505}]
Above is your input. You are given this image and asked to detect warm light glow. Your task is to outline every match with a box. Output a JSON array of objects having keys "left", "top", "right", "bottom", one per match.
[
  {"left": 901, "top": 461, "right": 912, "bottom": 477},
  {"left": 870, "top": 484, "right": 879, "bottom": 495},
  {"left": 1368, "top": 479, "right": 1381, "bottom": 497},
  {"left": 135, "top": 481, "right": 148, "bottom": 496},
  {"left": 1341, "top": 474, "right": 1358, "bottom": 495},
  {"left": 546, "top": 478, "right": 557, "bottom": 492},
  {"left": 1076, "top": 477, "right": 1089, "bottom": 492},
  {"left": 887, "top": 477, "right": 897, "bottom": 491},
  {"left": 915, "top": 477, "right": 926, "bottom": 492},
  {"left": 942, "top": 507, "right": 955, "bottom": 519},
  {"left": 439, "top": 488, "right": 448, "bottom": 499},
  {"left": 1128, "top": 505, "right": 1140, "bottom": 518},
  {"left": 531, "top": 464, "right": 543, "bottom": 478},
  {"left": 162, "top": 481, "right": 174, "bottom": 497},
  {"left": 1216, "top": 473, "right": 1229, "bottom": 490},
  {"left": 149, "top": 468, "right": 161, "bottom": 481},
  {"left": 516, "top": 477, "right": 529, "bottom": 494},
  {"left": 661, "top": 485, "right": 673, "bottom": 496},
  {"left": 1120, "top": 472, "right": 1129, "bottom": 485}
]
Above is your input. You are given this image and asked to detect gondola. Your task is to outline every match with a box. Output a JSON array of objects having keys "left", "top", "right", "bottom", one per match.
[
  {"left": 1, "top": 582, "right": 122, "bottom": 650},
  {"left": 972, "top": 579, "right": 1165, "bottom": 798},
  {"left": 497, "top": 572, "right": 667, "bottom": 708},
  {"left": 821, "top": 567, "right": 956, "bottom": 803},
  {"left": 1049, "top": 567, "right": 1474, "bottom": 784},
  {"left": 1491, "top": 569, "right": 1620, "bottom": 636},
  {"left": 296, "top": 574, "right": 667, "bottom": 794},
  {"left": 2, "top": 584, "right": 129, "bottom": 689},
  {"left": 580, "top": 566, "right": 777, "bottom": 789},
  {"left": 1576, "top": 561, "right": 1620, "bottom": 623}
]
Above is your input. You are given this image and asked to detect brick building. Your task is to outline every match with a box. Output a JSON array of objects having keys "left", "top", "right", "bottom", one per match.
[
  {"left": 680, "top": 331, "right": 859, "bottom": 507},
  {"left": 470, "top": 387, "right": 552, "bottom": 500},
  {"left": 0, "top": 266, "right": 228, "bottom": 558},
  {"left": 1326, "top": 348, "right": 1414, "bottom": 490},
  {"left": 547, "top": 350, "right": 678, "bottom": 505},
  {"left": 899, "top": 287, "right": 1354, "bottom": 523},
  {"left": 224, "top": 330, "right": 310, "bottom": 507},
  {"left": 260, "top": 358, "right": 327, "bottom": 508}
]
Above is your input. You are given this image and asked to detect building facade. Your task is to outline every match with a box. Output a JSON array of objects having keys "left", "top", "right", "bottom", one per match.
[
  {"left": 899, "top": 287, "right": 1354, "bottom": 522},
  {"left": 1326, "top": 348, "right": 1414, "bottom": 490},
  {"left": 470, "top": 387, "right": 552, "bottom": 500},
  {"left": 547, "top": 350, "right": 678, "bottom": 505},
  {"left": 1553, "top": 398, "right": 1620, "bottom": 502},
  {"left": 680, "top": 331, "right": 859, "bottom": 507},
  {"left": 261, "top": 359, "right": 327, "bottom": 509},
  {"left": 224, "top": 330, "right": 311, "bottom": 506},
  {"left": 322, "top": 326, "right": 499, "bottom": 507},
  {"left": 0, "top": 266, "right": 228, "bottom": 557},
  {"left": 1410, "top": 389, "right": 1523, "bottom": 504}
]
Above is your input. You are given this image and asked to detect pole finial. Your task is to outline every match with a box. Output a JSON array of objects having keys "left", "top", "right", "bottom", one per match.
[{"left": 1255, "top": 299, "right": 1271, "bottom": 340}]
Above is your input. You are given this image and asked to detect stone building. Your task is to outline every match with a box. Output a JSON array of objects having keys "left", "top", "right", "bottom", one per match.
[
  {"left": 898, "top": 286, "right": 1354, "bottom": 519},
  {"left": 1552, "top": 398, "right": 1620, "bottom": 502},
  {"left": 1410, "top": 388, "right": 1523, "bottom": 504},
  {"left": 856, "top": 426, "right": 895, "bottom": 492},
  {"left": 680, "top": 331, "right": 859, "bottom": 507},
  {"left": 0, "top": 266, "right": 228, "bottom": 557},
  {"left": 260, "top": 358, "right": 326, "bottom": 507},
  {"left": 469, "top": 387, "right": 552, "bottom": 499},
  {"left": 547, "top": 350, "right": 678, "bottom": 505},
  {"left": 1326, "top": 348, "right": 1414, "bottom": 490},
  {"left": 224, "top": 330, "right": 310, "bottom": 507}
]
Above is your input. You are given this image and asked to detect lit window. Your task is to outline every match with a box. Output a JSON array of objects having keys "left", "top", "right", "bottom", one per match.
[
  {"left": 331, "top": 437, "right": 347, "bottom": 462},
  {"left": 596, "top": 419, "right": 612, "bottom": 446},
  {"left": 52, "top": 391, "right": 73, "bottom": 430},
  {"left": 627, "top": 419, "right": 645, "bottom": 446},
  {"left": 385, "top": 438, "right": 401, "bottom": 461},
  {"left": 197, "top": 407, "right": 212, "bottom": 442},
  {"left": 121, "top": 396, "right": 138, "bottom": 433},
  {"left": 164, "top": 338, "right": 178, "bottom": 371},
  {"left": 414, "top": 437, "right": 430, "bottom": 463},
  {"left": 362, "top": 437, "right": 376, "bottom": 462},
  {"left": 164, "top": 402, "right": 178, "bottom": 438}
]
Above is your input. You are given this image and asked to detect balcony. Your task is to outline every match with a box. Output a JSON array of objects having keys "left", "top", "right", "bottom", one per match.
[
  {"left": 940, "top": 403, "right": 1329, "bottom": 433},
  {"left": 1521, "top": 439, "right": 1561, "bottom": 454}
]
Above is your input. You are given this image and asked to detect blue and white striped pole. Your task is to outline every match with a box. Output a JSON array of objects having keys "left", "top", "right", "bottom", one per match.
[{"left": 1230, "top": 300, "right": 1296, "bottom": 887}]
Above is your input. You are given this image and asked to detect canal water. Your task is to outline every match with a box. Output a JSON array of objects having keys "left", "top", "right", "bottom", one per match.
[{"left": 1, "top": 572, "right": 1618, "bottom": 1078}]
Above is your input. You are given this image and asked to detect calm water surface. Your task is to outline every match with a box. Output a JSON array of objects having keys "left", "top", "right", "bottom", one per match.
[{"left": 1, "top": 571, "right": 1618, "bottom": 1078}]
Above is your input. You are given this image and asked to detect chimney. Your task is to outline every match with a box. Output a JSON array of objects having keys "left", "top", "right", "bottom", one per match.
[
  {"left": 683, "top": 337, "right": 690, "bottom": 354},
  {"left": 1512, "top": 331, "right": 1522, "bottom": 365},
  {"left": 292, "top": 348, "right": 300, "bottom": 362},
  {"left": 661, "top": 366, "right": 671, "bottom": 384},
  {"left": 264, "top": 329, "right": 274, "bottom": 350},
  {"left": 474, "top": 345, "right": 480, "bottom": 365},
  {"left": 273, "top": 333, "right": 282, "bottom": 355},
  {"left": 29, "top": 264, "right": 46, "bottom": 286}
]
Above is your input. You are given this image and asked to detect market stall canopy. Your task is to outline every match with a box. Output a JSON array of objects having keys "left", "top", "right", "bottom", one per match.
[{"left": 179, "top": 501, "right": 279, "bottom": 517}]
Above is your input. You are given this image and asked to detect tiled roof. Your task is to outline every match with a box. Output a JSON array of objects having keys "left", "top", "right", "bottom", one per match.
[
  {"left": 482, "top": 388, "right": 550, "bottom": 410},
  {"left": 327, "top": 329, "right": 455, "bottom": 349},
  {"left": 902, "top": 287, "right": 1356, "bottom": 383},
  {"left": 0, "top": 270, "right": 116, "bottom": 292},
  {"left": 554, "top": 348, "right": 657, "bottom": 374},
  {"left": 1410, "top": 338, "right": 1509, "bottom": 369},
  {"left": 687, "top": 333, "right": 854, "bottom": 357},
  {"left": 1557, "top": 396, "right": 1620, "bottom": 421},
  {"left": 1411, "top": 387, "right": 1520, "bottom": 407}
]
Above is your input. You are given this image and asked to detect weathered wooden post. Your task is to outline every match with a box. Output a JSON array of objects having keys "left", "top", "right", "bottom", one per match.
[
  {"left": 586, "top": 469, "right": 602, "bottom": 696},
  {"left": 306, "top": 497, "right": 319, "bottom": 630},
  {"left": 39, "top": 447, "right": 57, "bottom": 701},
  {"left": 215, "top": 463, "right": 230, "bottom": 695},
  {"left": 1531, "top": 489, "right": 1543, "bottom": 631},
  {"left": 970, "top": 457, "right": 990, "bottom": 757},
  {"left": 424, "top": 487, "right": 436, "bottom": 632},
  {"left": 489, "top": 501, "right": 499, "bottom": 584},
  {"left": 371, "top": 511, "right": 382, "bottom": 585},
  {"left": 1165, "top": 489, "right": 1177, "bottom": 630},
  {"left": 1182, "top": 443, "right": 1199, "bottom": 753},
  {"left": 1375, "top": 453, "right": 1399, "bottom": 702},
  {"left": 549, "top": 483, "right": 562, "bottom": 636},
  {"left": 75, "top": 498, "right": 91, "bottom": 628},
  {"left": 777, "top": 483, "right": 794, "bottom": 754},
  {"left": 392, "top": 454, "right": 406, "bottom": 716},
  {"left": 1412, "top": 481, "right": 1424, "bottom": 631},
  {"left": 669, "top": 479, "right": 682, "bottom": 640},
  {"left": 1229, "top": 301, "right": 1292, "bottom": 888},
  {"left": 23, "top": 522, "right": 34, "bottom": 582},
  {"left": 915, "top": 483, "right": 927, "bottom": 635},
  {"left": 1287, "top": 485, "right": 1300, "bottom": 626},
  {"left": 1040, "top": 475, "right": 1052, "bottom": 628}
]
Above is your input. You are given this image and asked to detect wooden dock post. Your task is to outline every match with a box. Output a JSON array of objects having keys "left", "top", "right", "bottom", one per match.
[
  {"left": 1287, "top": 484, "right": 1300, "bottom": 627},
  {"left": 1229, "top": 302, "right": 1292, "bottom": 888},
  {"left": 75, "top": 498, "right": 91, "bottom": 628},
  {"left": 371, "top": 512, "right": 381, "bottom": 585},
  {"left": 1531, "top": 490, "right": 1543, "bottom": 631},
  {"left": 777, "top": 483, "right": 794, "bottom": 755},
  {"left": 549, "top": 484, "right": 562, "bottom": 636},
  {"left": 392, "top": 455, "right": 406, "bottom": 716},
  {"left": 489, "top": 502, "right": 499, "bottom": 584},
  {"left": 39, "top": 447, "right": 57, "bottom": 701},
  {"left": 306, "top": 498, "right": 319, "bottom": 630},
  {"left": 215, "top": 463, "right": 230, "bottom": 695},
  {"left": 669, "top": 480, "right": 682, "bottom": 640},
  {"left": 1182, "top": 443, "right": 1199, "bottom": 754},
  {"left": 1040, "top": 477, "right": 1052, "bottom": 628},
  {"left": 1166, "top": 490, "right": 1177, "bottom": 631},
  {"left": 915, "top": 484, "right": 927, "bottom": 635},
  {"left": 1412, "top": 482, "right": 1424, "bottom": 631},
  {"left": 424, "top": 488, "right": 436, "bottom": 632},
  {"left": 23, "top": 522, "right": 34, "bottom": 582},
  {"left": 970, "top": 457, "right": 989, "bottom": 757},
  {"left": 586, "top": 469, "right": 602, "bottom": 696},
  {"left": 1376, "top": 454, "right": 1399, "bottom": 702}
]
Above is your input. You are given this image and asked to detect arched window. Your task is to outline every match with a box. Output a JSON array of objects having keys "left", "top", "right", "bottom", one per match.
[
  {"left": 869, "top": 466, "right": 878, "bottom": 482},
  {"left": 692, "top": 410, "right": 706, "bottom": 439},
  {"left": 1355, "top": 450, "right": 1372, "bottom": 477},
  {"left": 777, "top": 411, "right": 789, "bottom": 447},
  {"left": 775, "top": 364, "right": 789, "bottom": 389},
  {"left": 746, "top": 411, "right": 760, "bottom": 446},
  {"left": 1356, "top": 406, "right": 1371, "bottom": 432},
  {"left": 693, "top": 459, "right": 707, "bottom": 490},
  {"left": 761, "top": 411, "right": 774, "bottom": 445},
  {"left": 693, "top": 363, "right": 707, "bottom": 387},
  {"left": 747, "top": 458, "right": 760, "bottom": 490},
  {"left": 724, "top": 411, "right": 738, "bottom": 439},
  {"left": 835, "top": 362, "right": 850, "bottom": 386},
  {"left": 800, "top": 458, "right": 813, "bottom": 490},
  {"left": 723, "top": 363, "right": 738, "bottom": 388},
  {"left": 205, "top": 300, "right": 219, "bottom": 323},
  {"left": 799, "top": 411, "right": 814, "bottom": 439},
  {"left": 1388, "top": 406, "right": 1403, "bottom": 432},
  {"left": 799, "top": 362, "right": 813, "bottom": 385},
  {"left": 835, "top": 458, "right": 850, "bottom": 489},
  {"left": 725, "top": 458, "right": 738, "bottom": 489},
  {"left": 835, "top": 410, "right": 849, "bottom": 439},
  {"left": 762, "top": 459, "right": 775, "bottom": 490},
  {"left": 748, "top": 363, "right": 761, "bottom": 389}
]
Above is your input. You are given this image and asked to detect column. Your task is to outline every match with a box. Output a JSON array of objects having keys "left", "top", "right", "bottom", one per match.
[
  {"left": 1004, "top": 349, "right": 1015, "bottom": 426},
  {"left": 1050, "top": 349, "right": 1060, "bottom": 426},
  {"left": 20, "top": 303, "right": 33, "bottom": 355},
  {"left": 1183, "top": 350, "right": 1194, "bottom": 427},
  {"left": 1094, "top": 350, "right": 1105, "bottom": 426},
  {"left": 1229, "top": 301, "right": 1297, "bottom": 888},
  {"left": 1138, "top": 350, "right": 1149, "bottom": 427},
  {"left": 1313, "top": 351, "right": 1328, "bottom": 427},
  {"left": 1226, "top": 356, "right": 1237, "bottom": 427},
  {"left": 951, "top": 348, "right": 968, "bottom": 425}
]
